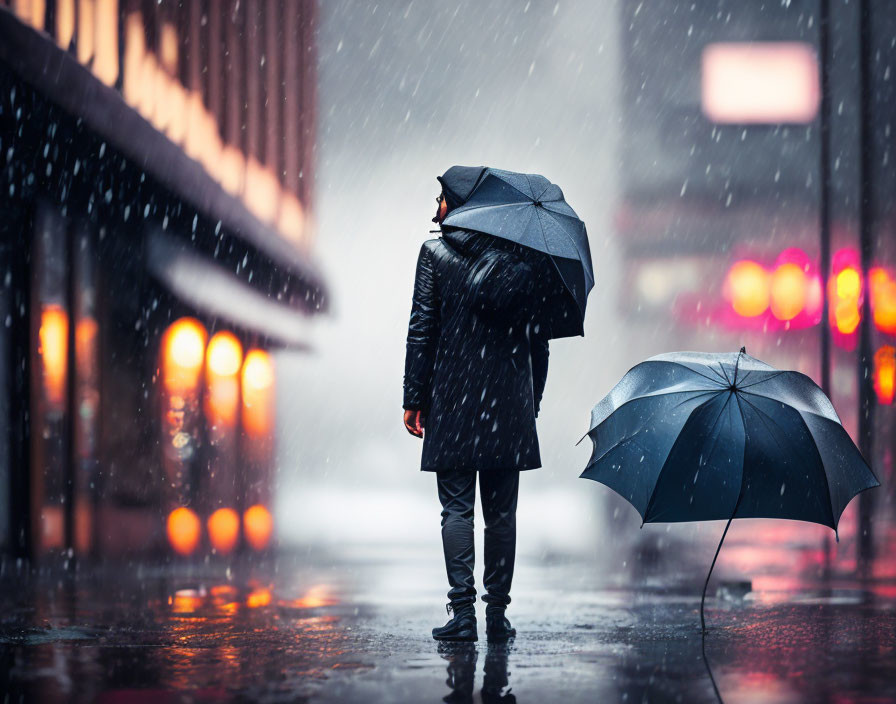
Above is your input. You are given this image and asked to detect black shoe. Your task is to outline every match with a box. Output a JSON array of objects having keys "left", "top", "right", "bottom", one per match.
[
  {"left": 433, "top": 603, "right": 478, "bottom": 642},
  {"left": 485, "top": 608, "right": 516, "bottom": 642}
]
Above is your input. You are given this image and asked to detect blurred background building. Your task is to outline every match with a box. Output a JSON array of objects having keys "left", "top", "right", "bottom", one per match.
[
  {"left": 0, "top": 0, "right": 326, "bottom": 560},
  {"left": 615, "top": 0, "right": 895, "bottom": 575}
]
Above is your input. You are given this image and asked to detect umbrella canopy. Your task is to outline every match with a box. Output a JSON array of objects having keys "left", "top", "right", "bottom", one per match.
[
  {"left": 580, "top": 348, "right": 879, "bottom": 628},
  {"left": 439, "top": 166, "right": 593, "bottom": 338}
]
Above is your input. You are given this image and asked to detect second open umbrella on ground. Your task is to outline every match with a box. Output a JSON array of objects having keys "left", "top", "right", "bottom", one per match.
[{"left": 580, "top": 348, "right": 879, "bottom": 629}]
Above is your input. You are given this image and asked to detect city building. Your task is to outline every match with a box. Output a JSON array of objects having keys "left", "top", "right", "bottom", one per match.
[{"left": 0, "top": 0, "right": 326, "bottom": 560}]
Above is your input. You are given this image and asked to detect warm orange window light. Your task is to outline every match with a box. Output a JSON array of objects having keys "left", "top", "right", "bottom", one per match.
[
  {"left": 162, "top": 318, "right": 207, "bottom": 393},
  {"left": 55, "top": 0, "right": 75, "bottom": 48},
  {"left": 242, "top": 349, "right": 275, "bottom": 436},
  {"left": 76, "top": 0, "right": 96, "bottom": 65},
  {"left": 92, "top": 0, "right": 119, "bottom": 86},
  {"left": 167, "top": 507, "right": 201, "bottom": 555},
  {"left": 39, "top": 304, "right": 69, "bottom": 411},
  {"left": 243, "top": 504, "right": 273, "bottom": 551},
  {"left": 206, "top": 331, "right": 243, "bottom": 426},
  {"left": 874, "top": 346, "right": 896, "bottom": 405},
  {"left": 702, "top": 42, "right": 820, "bottom": 124},
  {"left": 769, "top": 262, "right": 808, "bottom": 321},
  {"left": 870, "top": 267, "right": 896, "bottom": 334},
  {"left": 207, "top": 331, "right": 243, "bottom": 377},
  {"left": 725, "top": 260, "right": 769, "bottom": 317},
  {"left": 831, "top": 267, "right": 862, "bottom": 335},
  {"left": 207, "top": 507, "right": 240, "bottom": 554}
]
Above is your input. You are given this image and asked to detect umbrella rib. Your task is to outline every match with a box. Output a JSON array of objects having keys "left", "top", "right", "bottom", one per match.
[
  {"left": 448, "top": 201, "right": 532, "bottom": 217},
  {"left": 589, "top": 387, "right": 722, "bottom": 431},
  {"left": 535, "top": 207, "right": 592, "bottom": 285},
  {"left": 739, "top": 393, "right": 838, "bottom": 528},
  {"left": 642, "top": 392, "right": 733, "bottom": 523},
  {"left": 790, "top": 410, "right": 838, "bottom": 529},
  {"left": 737, "top": 394, "right": 787, "bottom": 449},
  {"left": 716, "top": 362, "right": 732, "bottom": 385},
  {"left": 492, "top": 171, "right": 541, "bottom": 201},
  {"left": 585, "top": 390, "right": 721, "bottom": 470},
  {"left": 656, "top": 360, "right": 727, "bottom": 387},
  {"left": 737, "top": 370, "right": 789, "bottom": 390},
  {"left": 739, "top": 388, "right": 840, "bottom": 425}
]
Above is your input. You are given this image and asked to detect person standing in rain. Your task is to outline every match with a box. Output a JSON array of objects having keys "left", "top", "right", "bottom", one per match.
[{"left": 402, "top": 166, "right": 551, "bottom": 643}]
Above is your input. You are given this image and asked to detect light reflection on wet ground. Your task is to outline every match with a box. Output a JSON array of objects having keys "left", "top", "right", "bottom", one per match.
[{"left": 0, "top": 544, "right": 894, "bottom": 703}]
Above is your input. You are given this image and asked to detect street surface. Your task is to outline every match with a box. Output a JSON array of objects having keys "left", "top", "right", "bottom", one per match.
[{"left": 1, "top": 534, "right": 894, "bottom": 703}]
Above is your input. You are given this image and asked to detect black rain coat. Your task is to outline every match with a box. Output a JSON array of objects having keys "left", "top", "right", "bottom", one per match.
[{"left": 403, "top": 228, "right": 551, "bottom": 472}]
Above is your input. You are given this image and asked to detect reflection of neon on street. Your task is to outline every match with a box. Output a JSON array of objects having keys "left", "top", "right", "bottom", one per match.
[{"left": 247, "top": 586, "right": 272, "bottom": 608}]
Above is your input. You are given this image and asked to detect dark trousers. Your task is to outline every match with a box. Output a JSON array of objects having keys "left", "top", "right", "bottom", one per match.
[{"left": 437, "top": 469, "right": 520, "bottom": 610}]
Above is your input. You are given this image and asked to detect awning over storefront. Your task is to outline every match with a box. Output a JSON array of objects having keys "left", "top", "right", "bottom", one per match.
[
  {"left": 148, "top": 231, "right": 314, "bottom": 349},
  {"left": 0, "top": 7, "right": 328, "bottom": 321}
]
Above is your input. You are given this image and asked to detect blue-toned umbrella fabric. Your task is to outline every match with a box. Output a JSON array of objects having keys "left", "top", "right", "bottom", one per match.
[
  {"left": 581, "top": 349, "right": 879, "bottom": 533},
  {"left": 440, "top": 166, "right": 593, "bottom": 338}
]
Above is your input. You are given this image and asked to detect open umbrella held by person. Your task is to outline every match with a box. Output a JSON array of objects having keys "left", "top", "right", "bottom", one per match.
[{"left": 402, "top": 166, "right": 593, "bottom": 643}]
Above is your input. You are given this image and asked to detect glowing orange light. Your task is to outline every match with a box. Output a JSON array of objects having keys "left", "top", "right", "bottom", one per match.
[
  {"left": 39, "top": 304, "right": 69, "bottom": 411},
  {"left": 769, "top": 262, "right": 808, "bottom": 321},
  {"left": 205, "top": 331, "right": 242, "bottom": 428},
  {"left": 207, "top": 331, "right": 243, "bottom": 377},
  {"left": 169, "top": 588, "right": 204, "bottom": 614},
  {"left": 162, "top": 318, "right": 207, "bottom": 393},
  {"left": 874, "top": 345, "right": 896, "bottom": 405},
  {"left": 725, "top": 260, "right": 770, "bottom": 317},
  {"left": 280, "top": 585, "right": 337, "bottom": 610},
  {"left": 243, "top": 504, "right": 273, "bottom": 551},
  {"left": 246, "top": 587, "right": 272, "bottom": 609},
  {"left": 831, "top": 267, "right": 862, "bottom": 335},
  {"left": 242, "top": 349, "right": 275, "bottom": 437},
  {"left": 206, "top": 507, "right": 240, "bottom": 554},
  {"left": 870, "top": 267, "right": 896, "bottom": 334},
  {"left": 167, "top": 507, "right": 201, "bottom": 555}
]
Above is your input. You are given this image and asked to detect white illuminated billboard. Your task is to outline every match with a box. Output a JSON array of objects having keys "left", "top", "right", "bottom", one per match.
[{"left": 701, "top": 42, "right": 820, "bottom": 124}]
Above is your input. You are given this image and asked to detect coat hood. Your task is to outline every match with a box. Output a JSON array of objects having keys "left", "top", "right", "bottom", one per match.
[{"left": 437, "top": 165, "right": 487, "bottom": 212}]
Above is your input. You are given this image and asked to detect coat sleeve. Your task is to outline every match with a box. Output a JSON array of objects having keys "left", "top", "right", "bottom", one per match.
[
  {"left": 403, "top": 242, "right": 440, "bottom": 411},
  {"left": 530, "top": 324, "right": 549, "bottom": 417}
]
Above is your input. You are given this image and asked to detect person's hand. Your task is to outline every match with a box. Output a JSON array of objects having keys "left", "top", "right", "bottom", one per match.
[{"left": 403, "top": 409, "right": 424, "bottom": 438}]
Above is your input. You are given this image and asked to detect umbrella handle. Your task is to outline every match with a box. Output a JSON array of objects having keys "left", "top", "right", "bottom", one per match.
[{"left": 701, "top": 512, "right": 735, "bottom": 633}]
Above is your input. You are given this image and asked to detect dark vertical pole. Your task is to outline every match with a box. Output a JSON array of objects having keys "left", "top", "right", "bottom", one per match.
[
  {"left": 224, "top": 0, "right": 243, "bottom": 151},
  {"left": 7, "top": 206, "right": 33, "bottom": 560},
  {"left": 263, "top": 0, "right": 280, "bottom": 176},
  {"left": 63, "top": 223, "right": 77, "bottom": 559},
  {"left": 856, "top": 0, "right": 875, "bottom": 570},
  {"left": 245, "top": 0, "right": 261, "bottom": 162},
  {"left": 818, "top": 0, "right": 834, "bottom": 577},
  {"left": 819, "top": 0, "right": 832, "bottom": 398}
]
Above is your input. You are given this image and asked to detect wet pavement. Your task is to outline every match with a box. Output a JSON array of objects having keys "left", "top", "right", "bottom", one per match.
[{"left": 0, "top": 542, "right": 894, "bottom": 703}]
